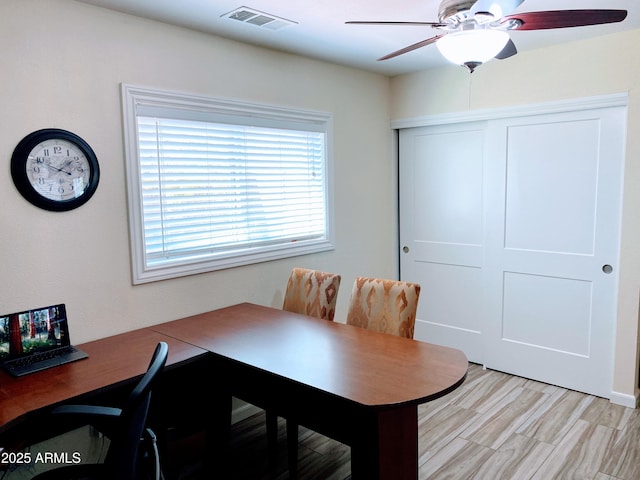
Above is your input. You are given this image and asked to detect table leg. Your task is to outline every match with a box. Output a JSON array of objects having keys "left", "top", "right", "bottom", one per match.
[
  {"left": 204, "top": 393, "right": 232, "bottom": 476},
  {"left": 351, "top": 404, "right": 418, "bottom": 480},
  {"left": 287, "top": 419, "right": 299, "bottom": 480}
]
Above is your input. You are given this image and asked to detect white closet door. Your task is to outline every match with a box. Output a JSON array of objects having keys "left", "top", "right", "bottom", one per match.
[
  {"left": 399, "top": 121, "right": 488, "bottom": 362},
  {"left": 399, "top": 105, "right": 625, "bottom": 398},
  {"left": 482, "top": 108, "right": 624, "bottom": 397}
]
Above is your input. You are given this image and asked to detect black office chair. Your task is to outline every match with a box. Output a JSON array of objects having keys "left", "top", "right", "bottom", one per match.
[{"left": 31, "top": 341, "right": 169, "bottom": 480}]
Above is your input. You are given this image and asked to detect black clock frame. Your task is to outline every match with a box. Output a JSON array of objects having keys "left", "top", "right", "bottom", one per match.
[{"left": 11, "top": 128, "right": 100, "bottom": 212}]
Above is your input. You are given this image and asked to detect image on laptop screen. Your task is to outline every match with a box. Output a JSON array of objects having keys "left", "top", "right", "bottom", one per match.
[{"left": 0, "top": 304, "right": 69, "bottom": 361}]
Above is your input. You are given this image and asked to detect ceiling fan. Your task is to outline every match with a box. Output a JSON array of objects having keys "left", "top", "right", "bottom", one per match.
[{"left": 347, "top": 0, "right": 628, "bottom": 72}]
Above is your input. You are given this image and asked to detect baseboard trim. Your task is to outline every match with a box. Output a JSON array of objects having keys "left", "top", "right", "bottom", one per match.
[{"left": 609, "top": 391, "right": 638, "bottom": 408}]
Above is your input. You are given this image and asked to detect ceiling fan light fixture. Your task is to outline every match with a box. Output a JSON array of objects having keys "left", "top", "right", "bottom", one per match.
[{"left": 436, "top": 29, "right": 510, "bottom": 71}]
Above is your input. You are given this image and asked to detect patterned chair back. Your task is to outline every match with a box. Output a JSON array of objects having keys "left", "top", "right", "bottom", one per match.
[
  {"left": 282, "top": 268, "right": 341, "bottom": 321},
  {"left": 346, "top": 276, "right": 421, "bottom": 339}
]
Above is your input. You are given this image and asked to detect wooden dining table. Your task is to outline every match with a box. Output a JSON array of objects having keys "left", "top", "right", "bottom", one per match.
[
  {"left": 150, "top": 302, "right": 469, "bottom": 480},
  {"left": 0, "top": 302, "right": 467, "bottom": 479}
]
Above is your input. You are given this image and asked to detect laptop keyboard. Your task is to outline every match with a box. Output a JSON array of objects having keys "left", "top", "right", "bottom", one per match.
[
  {"left": 8, "top": 346, "right": 76, "bottom": 368},
  {"left": 3, "top": 345, "right": 88, "bottom": 376}
]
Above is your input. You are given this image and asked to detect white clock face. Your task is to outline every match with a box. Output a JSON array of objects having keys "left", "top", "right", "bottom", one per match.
[{"left": 26, "top": 139, "right": 92, "bottom": 202}]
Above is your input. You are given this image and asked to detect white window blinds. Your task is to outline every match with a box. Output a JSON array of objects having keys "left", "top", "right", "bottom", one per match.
[{"left": 122, "top": 85, "right": 334, "bottom": 283}]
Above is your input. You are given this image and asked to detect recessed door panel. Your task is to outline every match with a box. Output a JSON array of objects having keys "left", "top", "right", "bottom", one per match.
[
  {"left": 414, "top": 261, "right": 485, "bottom": 360},
  {"left": 413, "top": 131, "right": 483, "bottom": 246},
  {"left": 502, "top": 272, "right": 592, "bottom": 357},
  {"left": 504, "top": 120, "right": 599, "bottom": 255}
]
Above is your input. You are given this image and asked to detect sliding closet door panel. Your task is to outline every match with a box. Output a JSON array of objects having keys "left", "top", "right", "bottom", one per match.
[
  {"left": 483, "top": 108, "right": 624, "bottom": 397},
  {"left": 399, "top": 123, "right": 487, "bottom": 362}
]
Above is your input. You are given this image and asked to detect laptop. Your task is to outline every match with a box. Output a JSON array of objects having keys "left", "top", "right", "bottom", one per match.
[{"left": 0, "top": 304, "right": 88, "bottom": 377}]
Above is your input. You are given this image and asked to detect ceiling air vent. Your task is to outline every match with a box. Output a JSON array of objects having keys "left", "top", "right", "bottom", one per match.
[{"left": 222, "top": 7, "right": 297, "bottom": 31}]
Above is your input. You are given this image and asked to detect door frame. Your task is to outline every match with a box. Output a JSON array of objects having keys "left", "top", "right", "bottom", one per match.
[{"left": 392, "top": 93, "right": 627, "bottom": 130}]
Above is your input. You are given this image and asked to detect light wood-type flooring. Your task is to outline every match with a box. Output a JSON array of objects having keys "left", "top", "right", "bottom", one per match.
[{"left": 208, "top": 363, "right": 640, "bottom": 480}]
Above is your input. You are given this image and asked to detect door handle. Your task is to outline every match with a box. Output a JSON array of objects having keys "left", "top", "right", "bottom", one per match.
[{"left": 602, "top": 264, "right": 613, "bottom": 274}]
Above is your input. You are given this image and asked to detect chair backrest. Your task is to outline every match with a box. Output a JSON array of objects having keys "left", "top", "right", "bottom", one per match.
[
  {"left": 346, "top": 277, "right": 421, "bottom": 339},
  {"left": 108, "top": 341, "right": 169, "bottom": 480},
  {"left": 282, "top": 268, "right": 341, "bottom": 321}
]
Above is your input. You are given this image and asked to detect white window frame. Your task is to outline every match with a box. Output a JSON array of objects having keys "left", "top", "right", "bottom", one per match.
[{"left": 121, "top": 84, "right": 335, "bottom": 284}]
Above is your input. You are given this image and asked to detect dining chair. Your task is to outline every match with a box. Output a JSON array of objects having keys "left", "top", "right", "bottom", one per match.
[
  {"left": 31, "top": 342, "right": 169, "bottom": 480},
  {"left": 281, "top": 267, "right": 341, "bottom": 320},
  {"left": 346, "top": 276, "right": 421, "bottom": 339},
  {"left": 268, "top": 267, "right": 341, "bottom": 477}
]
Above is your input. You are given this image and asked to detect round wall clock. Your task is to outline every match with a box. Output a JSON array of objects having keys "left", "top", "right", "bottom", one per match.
[{"left": 11, "top": 128, "right": 100, "bottom": 211}]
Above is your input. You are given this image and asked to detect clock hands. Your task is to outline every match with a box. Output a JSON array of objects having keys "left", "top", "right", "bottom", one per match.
[
  {"left": 44, "top": 158, "right": 76, "bottom": 176},
  {"left": 46, "top": 163, "right": 72, "bottom": 175}
]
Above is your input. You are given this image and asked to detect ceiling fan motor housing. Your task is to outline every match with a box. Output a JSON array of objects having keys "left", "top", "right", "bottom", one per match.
[{"left": 438, "top": 0, "right": 477, "bottom": 23}]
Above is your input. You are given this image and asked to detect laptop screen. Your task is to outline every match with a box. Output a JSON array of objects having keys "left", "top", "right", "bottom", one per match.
[{"left": 0, "top": 304, "right": 71, "bottom": 362}]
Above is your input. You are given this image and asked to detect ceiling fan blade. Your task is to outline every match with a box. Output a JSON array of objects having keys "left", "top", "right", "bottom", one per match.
[
  {"left": 503, "top": 9, "right": 627, "bottom": 30},
  {"left": 495, "top": 38, "right": 517, "bottom": 59},
  {"left": 378, "top": 34, "right": 447, "bottom": 61},
  {"left": 346, "top": 21, "right": 445, "bottom": 27},
  {"left": 470, "top": 0, "right": 524, "bottom": 18}
]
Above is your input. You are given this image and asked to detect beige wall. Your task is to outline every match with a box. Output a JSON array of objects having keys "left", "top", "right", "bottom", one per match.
[
  {"left": 390, "top": 29, "right": 640, "bottom": 401},
  {"left": 0, "top": 0, "right": 394, "bottom": 342}
]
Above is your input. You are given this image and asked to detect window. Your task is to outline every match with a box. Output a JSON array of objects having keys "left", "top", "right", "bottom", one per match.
[{"left": 121, "top": 85, "right": 334, "bottom": 284}]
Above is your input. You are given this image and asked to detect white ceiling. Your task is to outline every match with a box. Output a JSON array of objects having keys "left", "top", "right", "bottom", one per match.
[{"left": 77, "top": 0, "right": 638, "bottom": 76}]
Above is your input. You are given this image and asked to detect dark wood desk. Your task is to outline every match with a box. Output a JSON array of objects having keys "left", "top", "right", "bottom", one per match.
[
  {"left": 150, "top": 302, "right": 468, "bottom": 480},
  {"left": 0, "top": 328, "right": 208, "bottom": 435}
]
